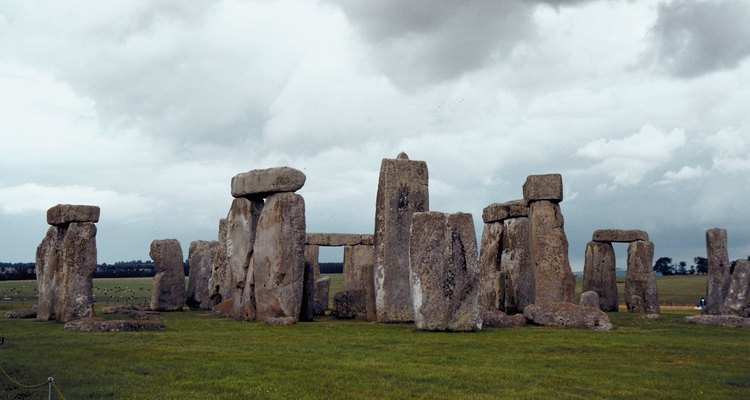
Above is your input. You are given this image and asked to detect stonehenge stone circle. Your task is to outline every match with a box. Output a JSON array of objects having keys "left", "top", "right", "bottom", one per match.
[
  {"left": 149, "top": 239, "right": 186, "bottom": 311},
  {"left": 625, "top": 240, "right": 660, "bottom": 314},
  {"left": 592, "top": 229, "right": 649, "bottom": 243},
  {"left": 36, "top": 204, "right": 99, "bottom": 322},
  {"left": 479, "top": 221, "right": 502, "bottom": 312},
  {"left": 722, "top": 259, "right": 750, "bottom": 316},
  {"left": 186, "top": 240, "right": 218, "bottom": 310},
  {"left": 409, "top": 212, "right": 482, "bottom": 332},
  {"left": 374, "top": 152, "right": 428, "bottom": 323},
  {"left": 230, "top": 166, "right": 306, "bottom": 199},
  {"left": 705, "top": 228, "right": 730, "bottom": 315},
  {"left": 582, "top": 240, "right": 618, "bottom": 311}
]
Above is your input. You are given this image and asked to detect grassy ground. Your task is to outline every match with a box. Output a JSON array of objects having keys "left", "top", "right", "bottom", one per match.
[{"left": 1, "top": 275, "right": 747, "bottom": 399}]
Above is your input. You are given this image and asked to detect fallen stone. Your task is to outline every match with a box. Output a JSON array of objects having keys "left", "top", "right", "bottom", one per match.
[
  {"left": 149, "top": 239, "right": 186, "bottom": 312},
  {"left": 482, "top": 200, "right": 529, "bottom": 223},
  {"left": 706, "top": 228, "right": 730, "bottom": 315},
  {"left": 592, "top": 229, "right": 649, "bottom": 243},
  {"left": 314, "top": 277, "right": 331, "bottom": 316},
  {"left": 684, "top": 315, "right": 750, "bottom": 328},
  {"left": 500, "top": 217, "right": 533, "bottom": 314},
  {"left": 5, "top": 306, "right": 37, "bottom": 319},
  {"left": 523, "top": 174, "right": 563, "bottom": 203},
  {"left": 266, "top": 316, "right": 296, "bottom": 326},
  {"left": 186, "top": 240, "right": 218, "bottom": 310},
  {"left": 529, "top": 200, "right": 575, "bottom": 304},
  {"left": 580, "top": 291, "right": 600, "bottom": 308},
  {"left": 64, "top": 318, "right": 165, "bottom": 332},
  {"left": 46, "top": 204, "right": 100, "bottom": 225},
  {"left": 722, "top": 259, "right": 750, "bottom": 315},
  {"left": 643, "top": 314, "right": 661, "bottom": 320},
  {"left": 482, "top": 310, "right": 526, "bottom": 328},
  {"left": 409, "top": 212, "right": 482, "bottom": 332},
  {"left": 478, "top": 222, "right": 502, "bottom": 312},
  {"left": 625, "top": 240, "right": 660, "bottom": 314},
  {"left": 306, "top": 233, "right": 366, "bottom": 246},
  {"left": 231, "top": 167, "right": 306, "bottom": 198},
  {"left": 582, "top": 240, "right": 618, "bottom": 311},
  {"left": 523, "top": 302, "right": 613, "bottom": 331}
]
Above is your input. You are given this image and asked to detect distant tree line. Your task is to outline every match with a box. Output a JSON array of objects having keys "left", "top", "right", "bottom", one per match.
[
  {"left": 653, "top": 256, "right": 750, "bottom": 276},
  {"left": 0, "top": 260, "right": 159, "bottom": 281},
  {"left": 320, "top": 262, "right": 343, "bottom": 274}
]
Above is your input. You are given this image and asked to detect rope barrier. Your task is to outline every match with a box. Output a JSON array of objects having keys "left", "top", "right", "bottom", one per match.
[{"left": 0, "top": 365, "right": 67, "bottom": 399}]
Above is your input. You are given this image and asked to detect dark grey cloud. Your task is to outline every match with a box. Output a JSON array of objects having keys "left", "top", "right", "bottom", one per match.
[{"left": 650, "top": 0, "right": 750, "bottom": 77}]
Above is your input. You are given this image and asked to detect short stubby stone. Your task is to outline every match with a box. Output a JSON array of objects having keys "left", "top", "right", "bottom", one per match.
[
  {"left": 592, "top": 229, "right": 649, "bottom": 243},
  {"left": 306, "top": 233, "right": 366, "bottom": 246},
  {"left": 523, "top": 302, "right": 613, "bottom": 331},
  {"left": 529, "top": 200, "right": 575, "bottom": 304},
  {"left": 231, "top": 167, "right": 306, "bottom": 198},
  {"left": 331, "top": 289, "right": 367, "bottom": 320},
  {"left": 684, "top": 315, "right": 750, "bottom": 328},
  {"left": 706, "top": 228, "right": 730, "bottom": 315},
  {"left": 582, "top": 241, "right": 618, "bottom": 311},
  {"left": 47, "top": 204, "right": 100, "bottom": 225},
  {"left": 523, "top": 174, "right": 563, "bottom": 203},
  {"left": 579, "top": 291, "right": 600, "bottom": 308},
  {"left": 722, "top": 259, "right": 750, "bottom": 316},
  {"left": 482, "top": 310, "right": 526, "bottom": 328},
  {"left": 314, "top": 277, "right": 331, "bottom": 316},
  {"left": 482, "top": 200, "right": 529, "bottom": 223},
  {"left": 149, "top": 239, "right": 186, "bottom": 311},
  {"left": 186, "top": 240, "right": 218, "bottom": 310},
  {"left": 409, "top": 212, "right": 482, "bottom": 332},
  {"left": 625, "top": 240, "right": 660, "bottom": 314}
]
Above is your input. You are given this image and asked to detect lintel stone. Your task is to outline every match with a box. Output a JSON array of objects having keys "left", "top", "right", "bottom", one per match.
[
  {"left": 522, "top": 174, "right": 563, "bottom": 203},
  {"left": 592, "top": 229, "right": 649, "bottom": 243},
  {"left": 231, "top": 167, "right": 306, "bottom": 198},
  {"left": 47, "top": 204, "right": 100, "bottom": 225},
  {"left": 482, "top": 199, "right": 529, "bottom": 223},
  {"left": 306, "top": 233, "right": 370, "bottom": 246}
]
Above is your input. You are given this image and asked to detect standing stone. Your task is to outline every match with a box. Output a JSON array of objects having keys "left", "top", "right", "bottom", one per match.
[
  {"left": 478, "top": 222, "right": 502, "bottom": 312},
  {"left": 528, "top": 200, "right": 575, "bottom": 304},
  {"left": 251, "top": 192, "right": 306, "bottom": 322},
  {"left": 186, "top": 240, "right": 218, "bottom": 310},
  {"left": 300, "top": 245, "right": 320, "bottom": 321},
  {"left": 226, "top": 198, "right": 264, "bottom": 319},
  {"left": 374, "top": 152, "right": 429, "bottom": 323},
  {"left": 705, "top": 228, "right": 730, "bottom": 315},
  {"left": 409, "top": 212, "right": 482, "bottom": 332},
  {"left": 36, "top": 227, "right": 63, "bottom": 321},
  {"left": 342, "top": 245, "right": 376, "bottom": 321},
  {"left": 722, "top": 259, "right": 750, "bottom": 316},
  {"left": 150, "top": 239, "right": 186, "bottom": 311},
  {"left": 500, "top": 217, "right": 533, "bottom": 313},
  {"left": 306, "top": 245, "right": 321, "bottom": 282},
  {"left": 625, "top": 240, "right": 659, "bottom": 314},
  {"left": 314, "top": 277, "right": 331, "bottom": 316},
  {"left": 56, "top": 222, "right": 97, "bottom": 322},
  {"left": 582, "top": 241, "right": 618, "bottom": 311},
  {"left": 208, "top": 218, "right": 230, "bottom": 305}
]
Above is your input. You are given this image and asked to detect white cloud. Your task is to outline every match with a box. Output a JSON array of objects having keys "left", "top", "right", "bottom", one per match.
[{"left": 659, "top": 165, "right": 705, "bottom": 184}]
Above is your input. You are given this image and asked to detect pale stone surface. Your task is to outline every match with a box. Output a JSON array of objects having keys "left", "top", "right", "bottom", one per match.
[
  {"left": 343, "top": 244, "right": 376, "bottom": 321},
  {"left": 266, "top": 316, "right": 296, "bottom": 326},
  {"left": 500, "top": 217, "right": 534, "bottom": 314},
  {"left": 64, "top": 318, "right": 165, "bottom": 332},
  {"left": 482, "top": 310, "right": 527, "bottom": 328},
  {"left": 314, "top": 277, "right": 330, "bottom": 316},
  {"left": 374, "top": 154, "right": 429, "bottom": 323},
  {"left": 231, "top": 167, "right": 306, "bottom": 198},
  {"left": 625, "top": 240, "right": 660, "bottom": 314},
  {"left": 523, "top": 174, "right": 563, "bottom": 203},
  {"left": 529, "top": 200, "right": 575, "bottom": 304},
  {"left": 684, "top": 315, "right": 750, "bottom": 328},
  {"left": 306, "top": 233, "right": 367, "bottom": 246},
  {"left": 409, "top": 212, "right": 482, "bottom": 332},
  {"left": 705, "top": 228, "right": 730, "bottom": 315},
  {"left": 186, "top": 240, "right": 218, "bottom": 310},
  {"left": 47, "top": 204, "right": 100, "bottom": 225},
  {"left": 582, "top": 241, "right": 618, "bottom": 311},
  {"left": 208, "top": 219, "right": 230, "bottom": 305},
  {"left": 149, "top": 239, "right": 185, "bottom": 311},
  {"left": 524, "top": 302, "right": 613, "bottom": 331},
  {"left": 305, "top": 245, "right": 321, "bottom": 282},
  {"left": 251, "top": 192, "right": 306, "bottom": 322},
  {"left": 478, "top": 222, "right": 502, "bottom": 312},
  {"left": 592, "top": 229, "right": 649, "bottom": 243},
  {"left": 482, "top": 200, "right": 529, "bottom": 223},
  {"left": 36, "top": 226, "right": 62, "bottom": 321},
  {"left": 361, "top": 235, "right": 374, "bottom": 246},
  {"left": 580, "top": 291, "right": 600, "bottom": 308},
  {"left": 722, "top": 259, "right": 750, "bottom": 316},
  {"left": 226, "top": 198, "right": 263, "bottom": 320},
  {"left": 300, "top": 245, "right": 319, "bottom": 321}
]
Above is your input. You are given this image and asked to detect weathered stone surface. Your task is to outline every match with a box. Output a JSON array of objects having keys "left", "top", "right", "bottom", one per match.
[
  {"left": 208, "top": 218, "right": 230, "bottom": 305},
  {"left": 64, "top": 318, "right": 165, "bottom": 332},
  {"left": 251, "top": 192, "right": 306, "bottom": 322},
  {"left": 409, "top": 212, "right": 482, "bottom": 331},
  {"left": 592, "top": 229, "right": 649, "bottom": 243},
  {"left": 529, "top": 200, "right": 575, "bottom": 304},
  {"left": 47, "top": 204, "right": 100, "bottom": 225},
  {"left": 580, "top": 291, "right": 600, "bottom": 308},
  {"left": 227, "top": 198, "right": 264, "bottom": 320},
  {"left": 314, "top": 277, "right": 331, "bottom": 316},
  {"left": 705, "top": 228, "right": 730, "bottom": 315},
  {"left": 5, "top": 306, "right": 37, "bottom": 319},
  {"left": 625, "top": 240, "right": 660, "bottom": 314},
  {"left": 186, "top": 240, "right": 218, "bottom": 310},
  {"left": 479, "top": 222, "right": 502, "bottom": 312},
  {"left": 231, "top": 167, "right": 306, "bottom": 198},
  {"left": 331, "top": 289, "right": 366, "bottom": 319},
  {"left": 500, "top": 217, "right": 534, "bottom": 314},
  {"left": 36, "top": 226, "right": 63, "bottom": 321},
  {"left": 684, "top": 315, "right": 750, "bottom": 328},
  {"left": 306, "top": 233, "right": 367, "bottom": 246},
  {"left": 56, "top": 222, "right": 97, "bottom": 322},
  {"left": 361, "top": 235, "right": 374, "bottom": 246},
  {"left": 212, "top": 298, "right": 234, "bottom": 318},
  {"left": 582, "top": 241, "right": 618, "bottom": 311},
  {"left": 722, "top": 259, "right": 750, "bottom": 316},
  {"left": 482, "top": 310, "right": 527, "bottom": 328},
  {"left": 305, "top": 245, "right": 321, "bottom": 282},
  {"left": 300, "top": 245, "right": 319, "bottom": 321},
  {"left": 266, "top": 316, "right": 296, "bottom": 326},
  {"left": 523, "top": 174, "right": 563, "bottom": 203},
  {"left": 482, "top": 200, "right": 529, "bottom": 223},
  {"left": 343, "top": 244, "right": 376, "bottom": 321},
  {"left": 374, "top": 153, "right": 429, "bottom": 323},
  {"left": 524, "top": 302, "right": 613, "bottom": 331},
  {"left": 149, "top": 239, "right": 185, "bottom": 311}
]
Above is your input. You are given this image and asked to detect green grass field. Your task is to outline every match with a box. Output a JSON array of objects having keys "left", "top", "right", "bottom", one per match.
[{"left": 1, "top": 274, "right": 748, "bottom": 399}]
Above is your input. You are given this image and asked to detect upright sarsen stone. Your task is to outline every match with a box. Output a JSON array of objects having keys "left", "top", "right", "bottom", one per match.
[
  {"left": 478, "top": 222, "right": 502, "bottom": 312},
  {"left": 529, "top": 200, "right": 574, "bottom": 304},
  {"left": 409, "top": 212, "right": 481, "bottom": 332},
  {"left": 374, "top": 152, "right": 429, "bottom": 322},
  {"left": 56, "top": 222, "right": 97, "bottom": 322},
  {"left": 186, "top": 240, "right": 218, "bottom": 310},
  {"left": 500, "top": 217, "right": 533, "bottom": 313},
  {"left": 341, "top": 244, "right": 376, "bottom": 321},
  {"left": 150, "top": 239, "right": 186, "bottom": 311},
  {"left": 582, "top": 241, "right": 618, "bottom": 311},
  {"left": 36, "top": 227, "right": 63, "bottom": 321},
  {"left": 226, "top": 198, "right": 263, "bottom": 319},
  {"left": 208, "top": 218, "right": 230, "bottom": 305},
  {"left": 722, "top": 259, "right": 750, "bottom": 316},
  {"left": 625, "top": 240, "right": 659, "bottom": 314},
  {"left": 705, "top": 228, "right": 730, "bottom": 315}
]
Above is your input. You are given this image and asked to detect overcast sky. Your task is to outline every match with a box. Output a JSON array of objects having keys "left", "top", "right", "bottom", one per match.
[{"left": 1, "top": 0, "right": 749, "bottom": 270}]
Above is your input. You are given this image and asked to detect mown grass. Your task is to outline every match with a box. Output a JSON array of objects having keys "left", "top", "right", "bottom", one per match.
[{"left": 1, "top": 275, "right": 748, "bottom": 399}]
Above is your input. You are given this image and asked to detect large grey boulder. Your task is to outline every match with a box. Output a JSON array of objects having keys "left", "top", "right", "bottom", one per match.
[
  {"left": 231, "top": 167, "right": 306, "bottom": 199},
  {"left": 374, "top": 152, "right": 429, "bottom": 323},
  {"left": 722, "top": 259, "right": 750, "bottom": 316},
  {"left": 524, "top": 302, "right": 613, "bottom": 331},
  {"left": 625, "top": 240, "right": 660, "bottom": 314},
  {"left": 705, "top": 228, "right": 730, "bottom": 315},
  {"left": 149, "top": 239, "right": 186, "bottom": 311},
  {"left": 529, "top": 199, "right": 575, "bottom": 304},
  {"left": 478, "top": 221, "right": 502, "bottom": 312},
  {"left": 331, "top": 289, "right": 367, "bottom": 320},
  {"left": 579, "top": 291, "right": 600, "bottom": 308},
  {"left": 500, "top": 217, "right": 533, "bottom": 314},
  {"left": 592, "top": 229, "right": 649, "bottom": 243},
  {"left": 684, "top": 315, "right": 750, "bottom": 328},
  {"left": 208, "top": 218, "right": 230, "bottom": 305},
  {"left": 186, "top": 240, "right": 218, "bottom": 310},
  {"left": 409, "top": 212, "right": 482, "bottom": 332},
  {"left": 482, "top": 310, "right": 527, "bottom": 328},
  {"left": 582, "top": 240, "right": 618, "bottom": 311},
  {"left": 47, "top": 204, "right": 100, "bottom": 225}
]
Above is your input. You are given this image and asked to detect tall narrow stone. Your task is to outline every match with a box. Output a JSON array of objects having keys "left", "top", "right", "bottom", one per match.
[
  {"left": 409, "top": 212, "right": 482, "bottom": 332},
  {"left": 56, "top": 222, "right": 97, "bottom": 322},
  {"left": 226, "top": 198, "right": 263, "bottom": 319},
  {"left": 705, "top": 228, "right": 730, "bottom": 315},
  {"left": 342, "top": 244, "right": 376, "bottom": 321},
  {"left": 251, "top": 192, "right": 306, "bottom": 322},
  {"left": 36, "top": 227, "right": 63, "bottom": 321},
  {"left": 582, "top": 241, "right": 618, "bottom": 311},
  {"left": 150, "top": 239, "right": 186, "bottom": 311},
  {"left": 186, "top": 240, "right": 218, "bottom": 310},
  {"left": 529, "top": 200, "right": 574, "bottom": 304},
  {"left": 208, "top": 218, "right": 230, "bottom": 305},
  {"left": 300, "top": 245, "right": 320, "bottom": 321},
  {"left": 374, "top": 152, "right": 429, "bottom": 322},
  {"left": 625, "top": 240, "right": 659, "bottom": 314},
  {"left": 500, "top": 217, "right": 533, "bottom": 313},
  {"left": 478, "top": 222, "right": 502, "bottom": 312},
  {"left": 722, "top": 259, "right": 750, "bottom": 316}
]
